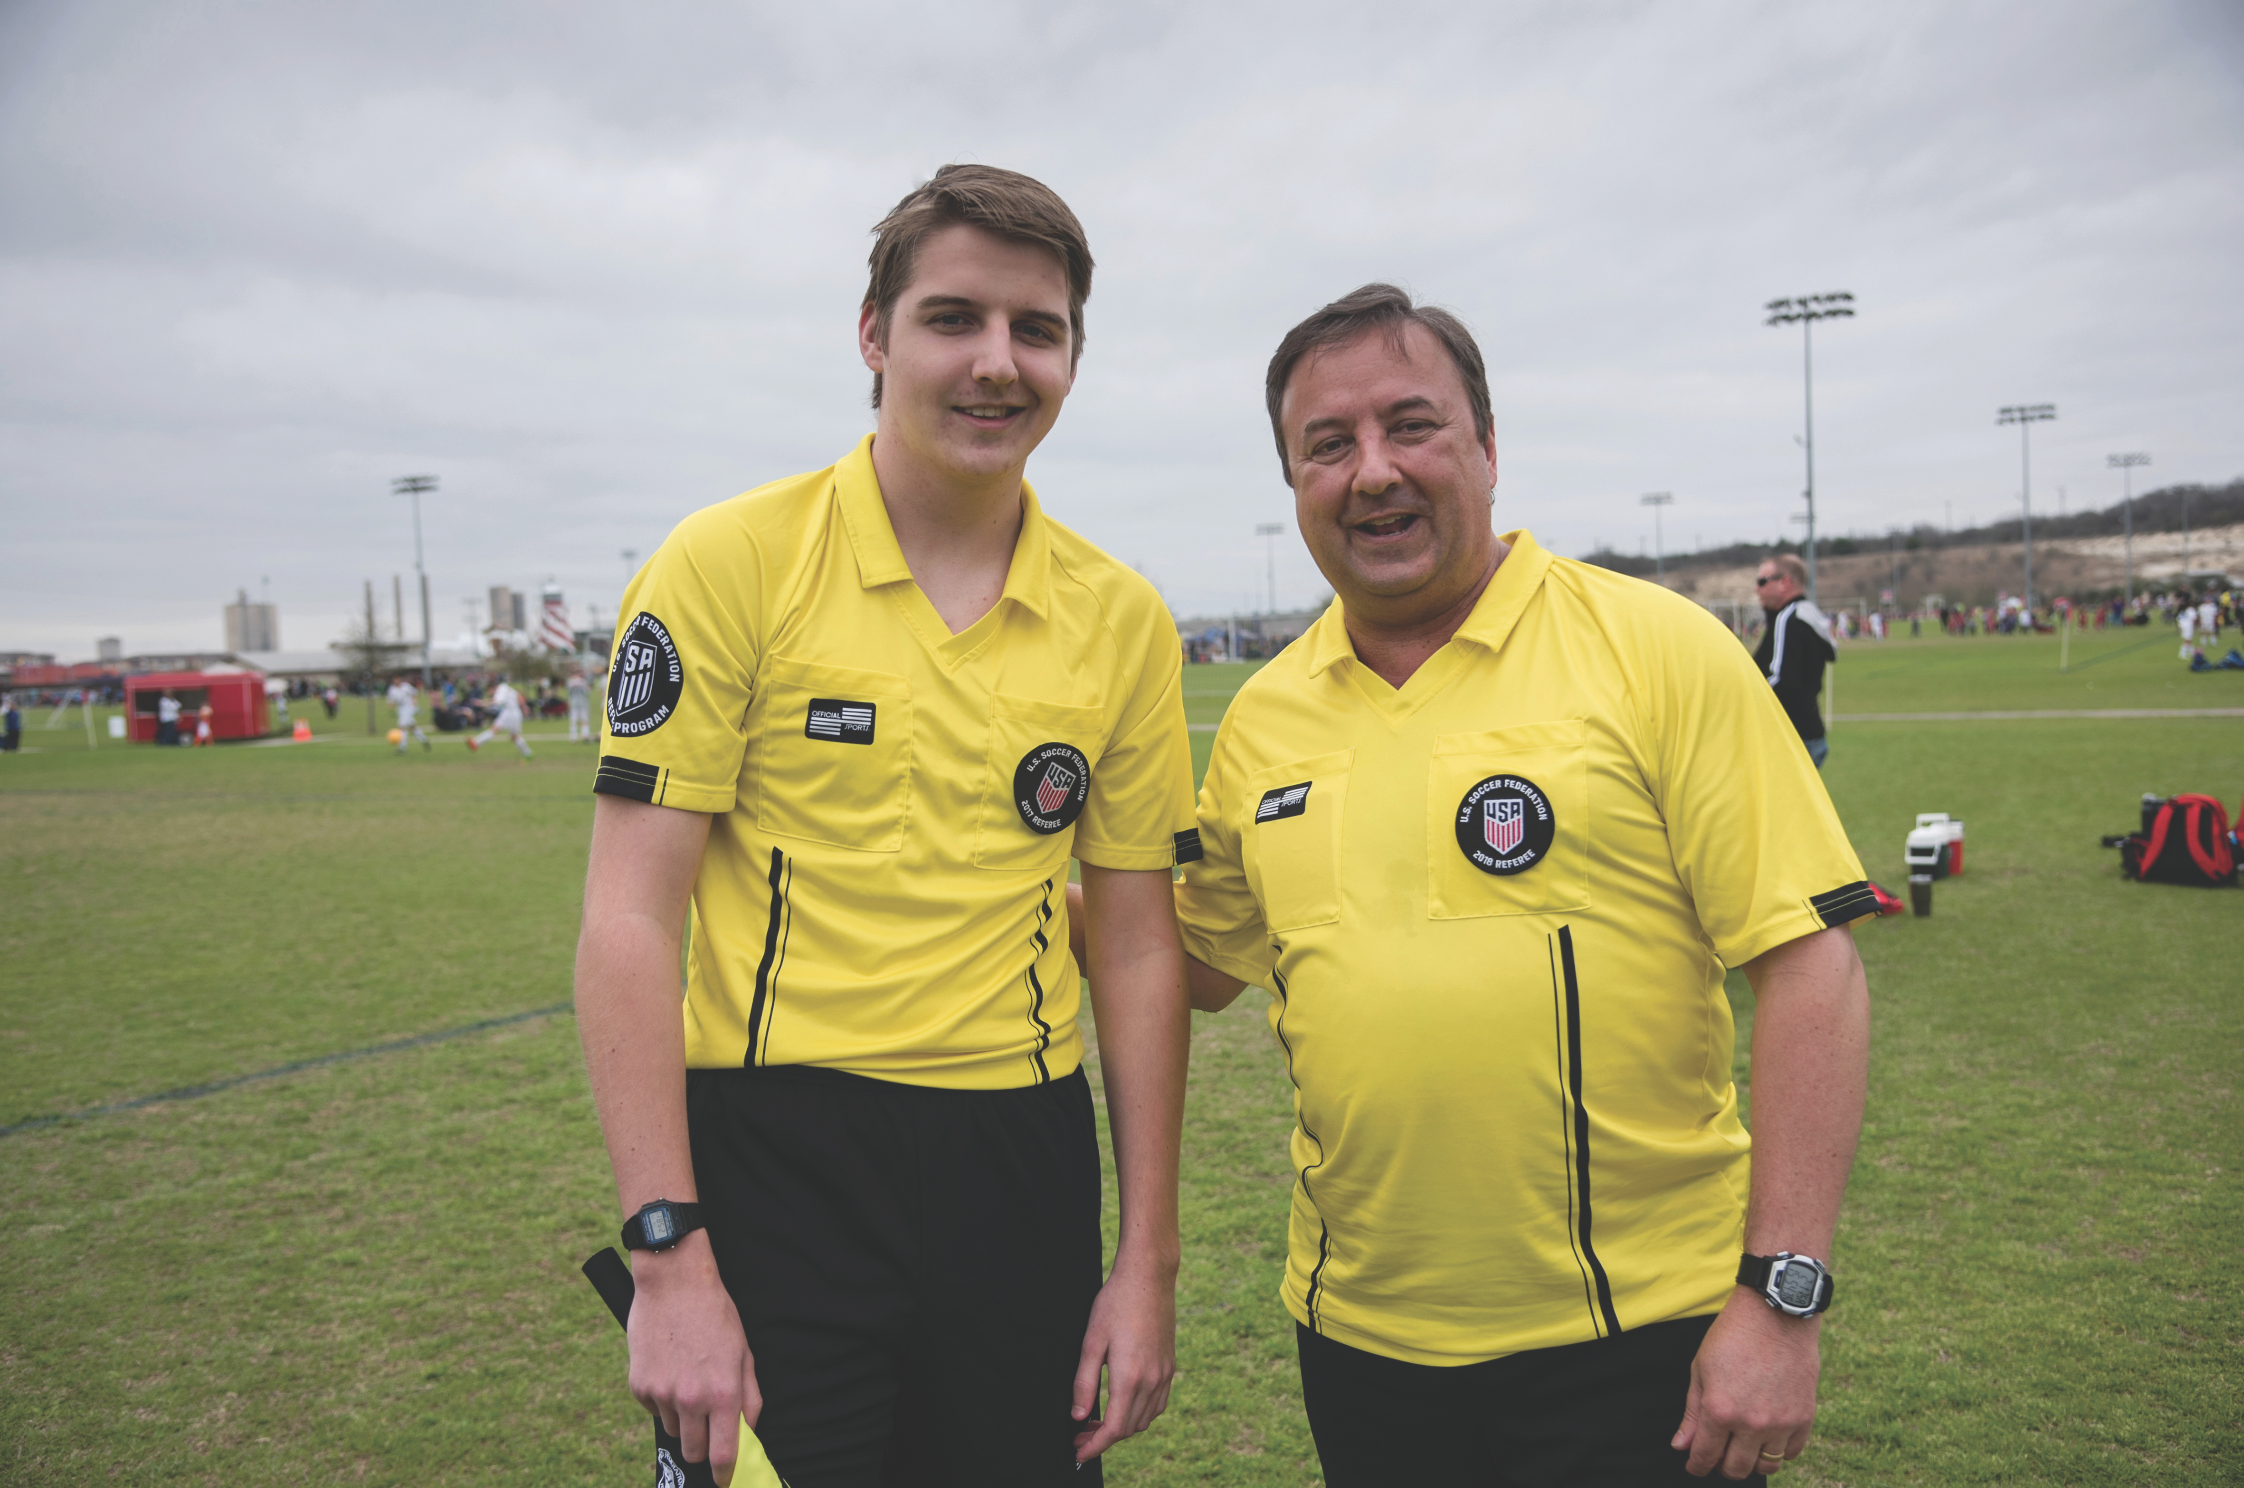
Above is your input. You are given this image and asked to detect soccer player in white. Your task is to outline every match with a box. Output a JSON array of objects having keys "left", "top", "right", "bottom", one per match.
[
  {"left": 468, "top": 679, "right": 533, "bottom": 758},
  {"left": 566, "top": 668, "right": 593, "bottom": 742},
  {"left": 385, "top": 676, "right": 431, "bottom": 753}
]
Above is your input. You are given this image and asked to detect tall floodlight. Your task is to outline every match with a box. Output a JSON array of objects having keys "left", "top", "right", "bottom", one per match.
[
  {"left": 2107, "top": 452, "right": 2150, "bottom": 607},
  {"left": 1255, "top": 523, "right": 1284, "bottom": 614},
  {"left": 1764, "top": 292, "right": 1856, "bottom": 605},
  {"left": 1639, "top": 493, "right": 1674, "bottom": 581},
  {"left": 393, "top": 475, "right": 438, "bottom": 686},
  {"left": 1995, "top": 405, "right": 2055, "bottom": 611}
]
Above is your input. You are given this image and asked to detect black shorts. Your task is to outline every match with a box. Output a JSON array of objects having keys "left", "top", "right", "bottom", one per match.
[
  {"left": 686, "top": 1064, "right": 1107, "bottom": 1488},
  {"left": 1297, "top": 1314, "right": 1764, "bottom": 1488}
]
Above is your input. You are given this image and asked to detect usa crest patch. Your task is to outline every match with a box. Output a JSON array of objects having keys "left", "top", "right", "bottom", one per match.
[
  {"left": 1013, "top": 741, "right": 1091, "bottom": 835},
  {"left": 1453, "top": 774, "right": 1555, "bottom": 876}
]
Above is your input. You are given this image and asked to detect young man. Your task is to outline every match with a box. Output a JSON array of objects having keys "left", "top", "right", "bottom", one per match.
[
  {"left": 385, "top": 675, "right": 432, "bottom": 753},
  {"left": 1124, "top": 285, "right": 1871, "bottom": 1485},
  {"left": 1753, "top": 554, "right": 1836, "bottom": 768},
  {"left": 466, "top": 678, "right": 530, "bottom": 758},
  {"left": 576, "top": 166, "right": 1195, "bottom": 1487}
]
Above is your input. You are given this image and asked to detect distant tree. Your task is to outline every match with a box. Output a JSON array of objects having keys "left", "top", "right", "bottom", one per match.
[{"left": 334, "top": 583, "right": 411, "bottom": 734}]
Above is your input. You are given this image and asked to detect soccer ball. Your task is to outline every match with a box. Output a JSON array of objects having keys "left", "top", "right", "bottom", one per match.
[{"left": 387, "top": 728, "right": 403, "bottom": 745}]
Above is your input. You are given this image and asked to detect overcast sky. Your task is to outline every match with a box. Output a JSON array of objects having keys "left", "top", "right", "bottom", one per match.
[{"left": 3, "top": 0, "right": 2240, "bottom": 658}]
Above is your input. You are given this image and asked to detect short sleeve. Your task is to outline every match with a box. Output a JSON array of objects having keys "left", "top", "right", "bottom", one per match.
[
  {"left": 1174, "top": 717, "right": 1279, "bottom": 988},
  {"left": 1641, "top": 599, "right": 1873, "bottom": 966},
  {"left": 594, "top": 510, "right": 765, "bottom": 814},
  {"left": 1072, "top": 608, "right": 1197, "bottom": 872}
]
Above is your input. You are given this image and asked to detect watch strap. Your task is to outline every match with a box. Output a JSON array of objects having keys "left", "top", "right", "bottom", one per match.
[{"left": 620, "top": 1199, "right": 705, "bottom": 1252}]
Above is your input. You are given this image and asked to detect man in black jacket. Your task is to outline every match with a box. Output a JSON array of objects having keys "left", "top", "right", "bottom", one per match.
[{"left": 1753, "top": 554, "right": 1837, "bottom": 767}]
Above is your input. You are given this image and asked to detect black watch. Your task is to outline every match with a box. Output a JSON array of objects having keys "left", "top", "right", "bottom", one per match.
[
  {"left": 621, "top": 1198, "right": 705, "bottom": 1253},
  {"left": 1737, "top": 1251, "right": 1834, "bottom": 1318}
]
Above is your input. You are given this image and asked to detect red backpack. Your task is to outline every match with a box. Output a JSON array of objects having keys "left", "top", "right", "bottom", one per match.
[{"left": 2121, "top": 794, "right": 2237, "bottom": 887}]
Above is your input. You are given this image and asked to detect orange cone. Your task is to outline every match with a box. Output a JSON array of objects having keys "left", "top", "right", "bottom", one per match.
[{"left": 292, "top": 720, "right": 313, "bottom": 741}]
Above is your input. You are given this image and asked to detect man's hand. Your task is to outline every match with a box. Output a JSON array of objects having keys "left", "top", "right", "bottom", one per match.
[
  {"left": 1070, "top": 1250, "right": 1179, "bottom": 1461},
  {"left": 1672, "top": 1288, "right": 1819, "bottom": 1477},
  {"left": 627, "top": 1234, "right": 763, "bottom": 1485}
]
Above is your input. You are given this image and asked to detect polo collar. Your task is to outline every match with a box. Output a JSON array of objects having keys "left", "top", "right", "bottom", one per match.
[
  {"left": 834, "top": 434, "right": 1053, "bottom": 620},
  {"left": 1303, "top": 529, "right": 1553, "bottom": 679},
  {"left": 1450, "top": 529, "right": 1552, "bottom": 656}
]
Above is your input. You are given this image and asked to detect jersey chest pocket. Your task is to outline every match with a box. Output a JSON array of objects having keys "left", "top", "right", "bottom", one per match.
[
  {"left": 1426, "top": 721, "right": 1589, "bottom": 919},
  {"left": 974, "top": 694, "right": 1109, "bottom": 873},
  {"left": 1241, "top": 750, "right": 1353, "bottom": 933},
  {"left": 755, "top": 656, "right": 914, "bottom": 852}
]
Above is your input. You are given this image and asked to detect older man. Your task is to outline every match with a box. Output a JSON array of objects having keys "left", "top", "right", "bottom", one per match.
[
  {"left": 1159, "top": 285, "right": 1872, "bottom": 1484},
  {"left": 1752, "top": 554, "right": 1836, "bottom": 767}
]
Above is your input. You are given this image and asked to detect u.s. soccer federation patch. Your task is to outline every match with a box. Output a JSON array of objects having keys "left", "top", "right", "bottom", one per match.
[
  {"left": 1454, "top": 773, "right": 1555, "bottom": 876},
  {"left": 607, "top": 613, "right": 684, "bottom": 738},
  {"left": 1013, "top": 741, "right": 1091, "bottom": 835}
]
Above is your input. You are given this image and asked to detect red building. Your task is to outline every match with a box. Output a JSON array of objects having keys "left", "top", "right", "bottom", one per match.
[{"left": 124, "top": 671, "right": 269, "bottom": 743}]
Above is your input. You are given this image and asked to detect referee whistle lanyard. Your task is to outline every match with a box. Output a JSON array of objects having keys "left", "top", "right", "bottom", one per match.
[{"left": 583, "top": 1248, "right": 786, "bottom": 1488}]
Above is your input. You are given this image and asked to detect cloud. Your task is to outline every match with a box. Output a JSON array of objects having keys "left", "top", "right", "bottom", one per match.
[{"left": 2, "top": 0, "right": 2239, "bottom": 654}]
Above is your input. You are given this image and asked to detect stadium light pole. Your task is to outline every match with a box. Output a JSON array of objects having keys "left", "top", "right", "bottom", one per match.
[
  {"left": 2107, "top": 452, "right": 2150, "bottom": 608},
  {"left": 1255, "top": 522, "right": 1284, "bottom": 614},
  {"left": 1764, "top": 292, "right": 1855, "bottom": 606},
  {"left": 392, "top": 475, "right": 438, "bottom": 687},
  {"left": 1639, "top": 493, "right": 1674, "bottom": 582},
  {"left": 1996, "top": 405, "right": 2055, "bottom": 612}
]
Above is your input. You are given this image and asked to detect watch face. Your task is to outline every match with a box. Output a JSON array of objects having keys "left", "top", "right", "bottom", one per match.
[
  {"left": 1775, "top": 1263, "right": 1821, "bottom": 1309},
  {"left": 643, "top": 1206, "right": 677, "bottom": 1246}
]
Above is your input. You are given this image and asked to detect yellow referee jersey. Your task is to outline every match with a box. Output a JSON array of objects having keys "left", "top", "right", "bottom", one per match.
[
  {"left": 597, "top": 435, "right": 1197, "bottom": 1091},
  {"left": 1175, "top": 531, "right": 1873, "bottom": 1366}
]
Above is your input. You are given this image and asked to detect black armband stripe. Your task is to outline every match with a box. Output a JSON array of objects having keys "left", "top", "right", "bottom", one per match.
[
  {"left": 1809, "top": 881, "right": 1881, "bottom": 927},
  {"left": 593, "top": 756, "right": 663, "bottom": 804},
  {"left": 1174, "top": 828, "right": 1203, "bottom": 865}
]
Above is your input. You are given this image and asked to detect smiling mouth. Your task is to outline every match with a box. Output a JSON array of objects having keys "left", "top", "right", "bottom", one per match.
[
  {"left": 956, "top": 404, "right": 1025, "bottom": 423},
  {"left": 1353, "top": 513, "right": 1419, "bottom": 537}
]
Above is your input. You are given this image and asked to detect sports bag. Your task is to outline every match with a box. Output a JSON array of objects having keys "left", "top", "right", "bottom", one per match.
[{"left": 2118, "top": 794, "right": 2237, "bottom": 887}]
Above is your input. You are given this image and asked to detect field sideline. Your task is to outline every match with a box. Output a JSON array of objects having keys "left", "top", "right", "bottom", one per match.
[{"left": 3, "top": 627, "right": 2239, "bottom": 1484}]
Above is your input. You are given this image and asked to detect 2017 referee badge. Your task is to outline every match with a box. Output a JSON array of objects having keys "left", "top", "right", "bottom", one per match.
[
  {"left": 1454, "top": 773, "right": 1555, "bottom": 875},
  {"left": 1013, "top": 742, "right": 1091, "bottom": 835},
  {"left": 608, "top": 612, "right": 684, "bottom": 737}
]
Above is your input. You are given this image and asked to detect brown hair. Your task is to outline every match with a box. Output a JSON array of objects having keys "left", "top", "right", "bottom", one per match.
[
  {"left": 1264, "top": 283, "right": 1493, "bottom": 482},
  {"left": 862, "top": 164, "right": 1094, "bottom": 408},
  {"left": 1765, "top": 553, "right": 1808, "bottom": 588}
]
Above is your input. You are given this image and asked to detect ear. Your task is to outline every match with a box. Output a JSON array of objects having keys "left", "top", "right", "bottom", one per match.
[{"left": 858, "top": 301, "right": 886, "bottom": 375}]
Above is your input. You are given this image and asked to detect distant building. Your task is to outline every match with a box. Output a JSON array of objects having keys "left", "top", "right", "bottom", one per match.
[
  {"left": 573, "top": 625, "right": 615, "bottom": 666},
  {"left": 124, "top": 652, "right": 235, "bottom": 674},
  {"left": 97, "top": 637, "right": 122, "bottom": 662},
  {"left": 488, "top": 585, "right": 527, "bottom": 634},
  {"left": 224, "top": 590, "right": 279, "bottom": 652}
]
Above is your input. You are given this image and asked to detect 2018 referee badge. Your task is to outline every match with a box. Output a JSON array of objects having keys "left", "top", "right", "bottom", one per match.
[
  {"left": 608, "top": 612, "right": 684, "bottom": 737},
  {"left": 1454, "top": 773, "right": 1555, "bottom": 875},
  {"left": 1013, "top": 741, "right": 1091, "bottom": 835}
]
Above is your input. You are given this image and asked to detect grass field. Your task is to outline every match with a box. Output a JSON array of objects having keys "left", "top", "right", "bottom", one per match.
[{"left": 3, "top": 627, "right": 2239, "bottom": 1485}]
